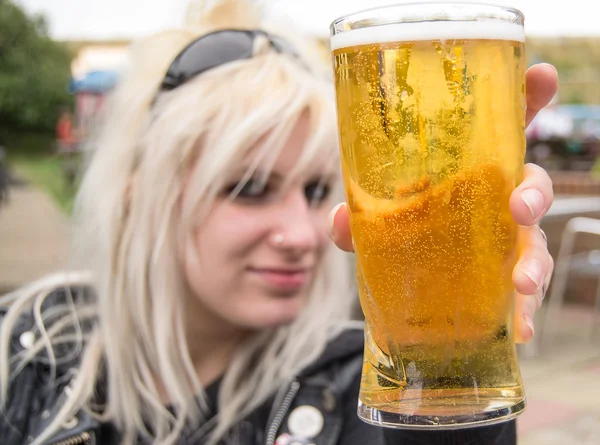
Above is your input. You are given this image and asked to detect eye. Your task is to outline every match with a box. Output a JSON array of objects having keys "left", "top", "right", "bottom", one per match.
[
  {"left": 305, "top": 180, "right": 331, "bottom": 205},
  {"left": 225, "top": 179, "right": 272, "bottom": 202}
]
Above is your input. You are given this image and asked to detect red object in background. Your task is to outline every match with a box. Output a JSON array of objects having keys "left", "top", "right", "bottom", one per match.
[{"left": 56, "top": 115, "right": 73, "bottom": 144}]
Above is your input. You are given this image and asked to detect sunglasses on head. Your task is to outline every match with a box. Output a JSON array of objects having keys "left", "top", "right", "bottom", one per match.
[{"left": 160, "top": 29, "right": 300, "bottom": 91}]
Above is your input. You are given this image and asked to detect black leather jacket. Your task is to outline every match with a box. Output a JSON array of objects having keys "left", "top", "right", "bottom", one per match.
[{"left": 0, "top": 290, "right": 516, "bottom": 445}]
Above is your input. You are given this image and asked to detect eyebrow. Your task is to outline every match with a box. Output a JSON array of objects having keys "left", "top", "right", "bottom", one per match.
[
  {"left": 230, "top": 167, "right": 284, "bottom": 183},
  {"left": 229, "top": 166, "right": 336, "bottom": 188},
  {"left": 312, "top": 172, "right": 337, "bottom": 183}
]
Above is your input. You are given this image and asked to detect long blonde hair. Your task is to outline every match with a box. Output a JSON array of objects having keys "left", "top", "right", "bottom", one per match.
[{"left": 0, "top": 1, "right": 354, "bottom": 444}]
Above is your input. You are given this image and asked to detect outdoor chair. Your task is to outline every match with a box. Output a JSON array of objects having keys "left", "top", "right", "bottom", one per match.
[{"left": 540, "top": 216, "right": 600, "bottom": 346}]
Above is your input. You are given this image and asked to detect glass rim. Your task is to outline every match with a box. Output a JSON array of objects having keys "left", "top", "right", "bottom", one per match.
[{"left": 330, "top": 2, "right": 524, "bottom": 36}]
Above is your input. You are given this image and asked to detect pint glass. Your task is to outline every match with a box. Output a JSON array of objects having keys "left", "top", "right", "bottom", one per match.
[{"left": 331, "top": 3, "right": 527, "bottom": 428}]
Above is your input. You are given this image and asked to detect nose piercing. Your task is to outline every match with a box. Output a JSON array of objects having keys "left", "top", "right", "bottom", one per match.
[{"left": 273, "top": 234, "right": 284, "bottom": 245}]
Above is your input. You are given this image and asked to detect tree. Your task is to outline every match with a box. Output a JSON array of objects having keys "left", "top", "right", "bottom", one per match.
[{"left": 0, "top": 0, "right": 73, "bottom": 133}]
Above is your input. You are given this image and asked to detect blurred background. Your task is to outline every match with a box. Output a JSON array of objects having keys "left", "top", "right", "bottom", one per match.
[{"left": 0, "top": 1, "right": 598, "bottom": 444}]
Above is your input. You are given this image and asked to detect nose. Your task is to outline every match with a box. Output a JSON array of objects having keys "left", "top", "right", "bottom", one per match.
[{"left": 271, "top": 190, "right": 321, "bottom": 254}]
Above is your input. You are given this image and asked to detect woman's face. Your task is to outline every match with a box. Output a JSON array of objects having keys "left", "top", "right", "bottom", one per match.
[{"left": 183, "top": 116, "right": 335, "bottom": 331}]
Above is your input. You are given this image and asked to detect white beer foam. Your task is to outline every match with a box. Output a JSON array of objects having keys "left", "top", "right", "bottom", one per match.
[{"left": 331, "top": 21, "right": 525, "bottom": 51}]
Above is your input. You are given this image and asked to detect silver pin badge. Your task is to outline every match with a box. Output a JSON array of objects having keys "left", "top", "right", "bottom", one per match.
[
  {"left": 287, "top": 405, "right": 324, "bottom": 439},
  {"left": 19, "top": 331, "right": 35, "bottom": 349}
]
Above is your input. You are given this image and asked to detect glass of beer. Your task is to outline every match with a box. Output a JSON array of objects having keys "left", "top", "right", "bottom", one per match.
[{"left": 331, "top": 2, "right": 527, "bottom": 429}]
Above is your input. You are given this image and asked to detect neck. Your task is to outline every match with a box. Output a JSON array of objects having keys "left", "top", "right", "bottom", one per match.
[{"left": 184, "top": 297, "right": 248, "bottom": 386}]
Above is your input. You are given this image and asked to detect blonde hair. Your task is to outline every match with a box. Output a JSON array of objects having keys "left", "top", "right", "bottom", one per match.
[{"left": 0, "top": 1, "right": 354, "bottom": 444}]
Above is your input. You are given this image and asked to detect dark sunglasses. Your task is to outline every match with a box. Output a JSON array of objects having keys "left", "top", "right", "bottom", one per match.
[{"left": 160, "top": 29, "right": 300, "bottom": 91}]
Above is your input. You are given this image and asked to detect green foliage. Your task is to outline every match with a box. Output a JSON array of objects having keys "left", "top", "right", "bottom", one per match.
[
  {"left": 528, "top": 37, "right": 600, "bottom": 105},
  {"left": 0, "top": 0, "right": 73, "bottom": 132},
  {"left": 5, "top": 132, "right": 78, "bottom": 213},
  {"left": 566, "top": 93, "right": 586, "bottom": 105},
  {"left": 9, "top": 155, "right": 77, "bottom": 213}
]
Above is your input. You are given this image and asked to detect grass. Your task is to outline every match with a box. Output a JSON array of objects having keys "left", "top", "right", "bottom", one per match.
[
  {"left": 3, "top": 131, "right": 78, "bottom": 214},
  {"left": 9, "top": 156, "right": 77, "bottom": 213}
]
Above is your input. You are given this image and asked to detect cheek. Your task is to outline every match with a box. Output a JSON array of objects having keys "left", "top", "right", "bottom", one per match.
[
  {"left": 190, "top": 201, "right": 280, "bottom": 279},
  {"left": 314, "top": 206, "right": 331, "bottom": 247},
  {"left": 183, "top": 206, "right": 270, "bottom": 309},
  {"left": 195, "top": 207, "right": 267, "bottom": 264}
]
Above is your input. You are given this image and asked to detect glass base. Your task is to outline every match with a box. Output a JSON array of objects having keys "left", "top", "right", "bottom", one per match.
[{"left": 357, "top": 397, "right": 526, "bottom": 430}]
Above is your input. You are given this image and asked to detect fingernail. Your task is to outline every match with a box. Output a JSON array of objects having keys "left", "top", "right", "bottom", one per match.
[
  {"left": 520, "top": 188, "right": 544, "bottom": 220},
  {"left": 327, "top": 203, "right": 344, "bottom": 241},
  {"left": 523, "top": 314, "right": 535, "bottom": 338},
  {"left": 542, "top": 62, "right": 558, "bottom": 75},
  {"left": 520, "top": 258, "right": 544, "bottom": 288}
]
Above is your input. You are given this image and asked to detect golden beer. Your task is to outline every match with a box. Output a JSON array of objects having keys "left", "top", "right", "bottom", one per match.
[{"left": 331, "top": 4, "right": 527, "bottom": 428}]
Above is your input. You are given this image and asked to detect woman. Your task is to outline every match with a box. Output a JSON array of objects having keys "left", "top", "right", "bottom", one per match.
[{"left": 0, "top": 1, "right": 557, "bottom": 444}]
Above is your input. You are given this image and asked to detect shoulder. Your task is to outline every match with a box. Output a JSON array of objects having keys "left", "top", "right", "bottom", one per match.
[
  {"left": 1, "top": 285, "right": 95, "bottom": 363},
  {"left": 295, "top": 323, "right": 364, "bottom": 407},
  {"left": 300, "top": 323, "right": 364, "bottom": 380},
  {"left": 0, "top": 284, "right": 97, "bottom": 444},
  {"left": 0, "top": 283, "right": 94, "bottom": 389},
  {"left": 270, "top": 325, "right": 375, "bottom": 445}
]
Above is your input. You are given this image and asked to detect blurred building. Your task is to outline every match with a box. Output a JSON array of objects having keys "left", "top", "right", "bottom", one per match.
[{"left": 70, "top": 44, "right": 129, "bottom": 79}]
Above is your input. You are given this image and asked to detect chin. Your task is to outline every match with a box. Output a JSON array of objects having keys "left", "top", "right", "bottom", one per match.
[
  {"left": 242, "top": 298, "right": 305, "bottom": 330},
  {"left": 262, "top": 313, "right": 300, "bottom": 329}
]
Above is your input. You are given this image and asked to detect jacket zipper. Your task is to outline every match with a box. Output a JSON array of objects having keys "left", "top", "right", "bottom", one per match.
[
  {"left": 52, "top": 431, "right": 93, "bottom": 445},
  {"left": 265, "top": 380, "right": 301, "bottom": 445}
]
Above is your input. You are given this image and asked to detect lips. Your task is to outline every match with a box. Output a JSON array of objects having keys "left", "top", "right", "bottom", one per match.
[{"left": 249, "top": 267, "right": 311, "bottom": 292}]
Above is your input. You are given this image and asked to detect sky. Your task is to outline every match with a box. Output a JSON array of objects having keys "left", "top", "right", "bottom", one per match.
[{"left": 17, "top": 0, "right": 598, "bottom": 41}]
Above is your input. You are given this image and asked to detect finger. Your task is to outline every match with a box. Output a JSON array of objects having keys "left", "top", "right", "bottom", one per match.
[
  {"left": 509, "top": 163, "right": 554, "bottom": 225},
  {"left": 515, "top": 262, "right": 552, "bottom": 344},
  {"left": 327, "top": 203, "right": 354, "bottom": 252},
  {"left": 512, "top": 226, "right": 552, "bottom": 297},
  {"left": 514, "top": 227, "right": 554, "bottom": 344},
  {"left": 515, "top": 292, "right": 538, "bottom": 344},
  {"left": 526, "top": 63, "right": 559, "bottom": 127}
]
